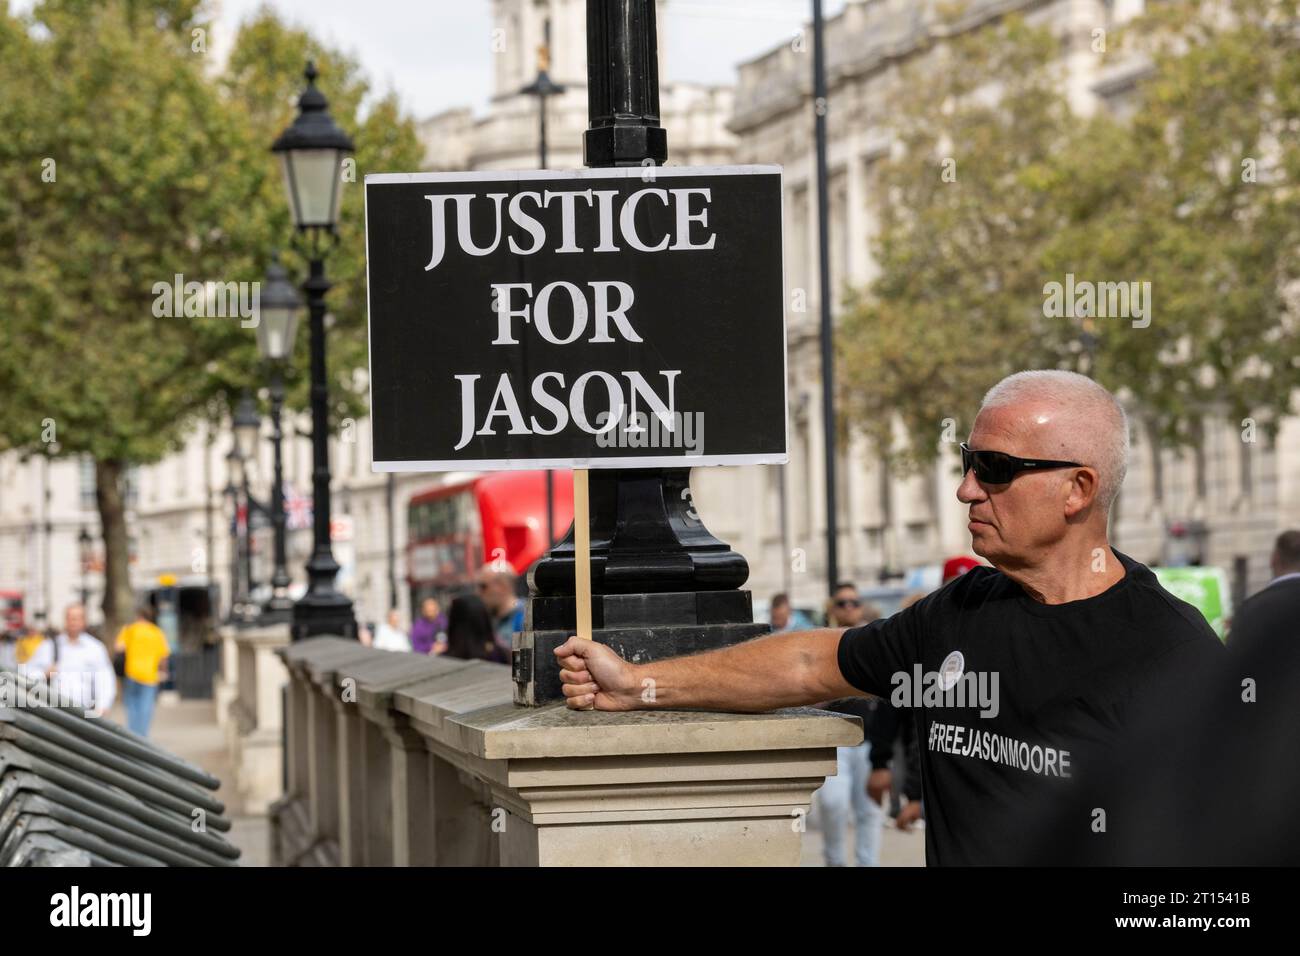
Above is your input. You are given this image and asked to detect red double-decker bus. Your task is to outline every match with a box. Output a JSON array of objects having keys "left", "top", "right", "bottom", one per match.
[
  {"left": 0, "top": 590, "right": 25, "bottom": 637},
  {"left": 406, "top": 470, "right": 574, "bottom": 609}
]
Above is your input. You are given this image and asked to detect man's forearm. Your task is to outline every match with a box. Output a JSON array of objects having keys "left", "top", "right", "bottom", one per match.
[{"left": 625, "top": 628, "right": 857, "bottom": 712}]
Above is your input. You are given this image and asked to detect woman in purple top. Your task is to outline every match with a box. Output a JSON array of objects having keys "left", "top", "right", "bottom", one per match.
[{"left": 409, "top": 598, "right": 447, "bottom": 655}]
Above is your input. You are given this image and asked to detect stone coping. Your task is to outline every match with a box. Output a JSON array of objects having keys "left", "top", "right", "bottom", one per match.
[
  {"left": 289, "top": 639, "right": 864, "bottom": 763},
  {"left": 450, "top": 702, "right": 863, "bottom": 761},
  {"left": 327, "top": 652, "right": 443, "bottom": 696},
  {"left": 280, "top": 640, "right": 376, "bottom": 686},
  {"left": 277, "top": 636, "right": 363, "bottom": 668},
  {"left": 354, "top": 656, "right": 475, "bottom": 712}
]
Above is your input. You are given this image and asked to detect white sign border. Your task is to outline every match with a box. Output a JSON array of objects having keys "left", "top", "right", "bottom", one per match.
[{"left": 364, "top": 164, "right": 789, "bottom": 473}]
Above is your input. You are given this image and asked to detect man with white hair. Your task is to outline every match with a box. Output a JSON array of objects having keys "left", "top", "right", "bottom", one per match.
[
  {"left": 25, "top": 604, "right": 117, "bottom": 718},
  {"left": 552, "top": 370, "right": 1224, "bottom": 865}
]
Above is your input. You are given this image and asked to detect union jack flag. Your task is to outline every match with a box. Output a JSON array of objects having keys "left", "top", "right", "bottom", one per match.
[{"left": 284, "top": 484, "right": 313, "bottom": 531}]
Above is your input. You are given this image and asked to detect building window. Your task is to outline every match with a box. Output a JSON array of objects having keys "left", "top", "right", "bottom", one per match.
[
  {"left": 789, "top": 186, "right": 809, "bottom": 307},
  {"left": 126, "top": 467, "right": 140, "bottom": 509},
  {"left": 1147, "top": 421, "right": 1164, "bottom": 505},
  {"left": 175, "top": 445, "right": 187, "bottom": 500},
  {"left": 79, "top": 456, "right": 96, "bottom": 511},
  {"left": 1193, "top": 421, "right": 1207, "bottom": 500}
]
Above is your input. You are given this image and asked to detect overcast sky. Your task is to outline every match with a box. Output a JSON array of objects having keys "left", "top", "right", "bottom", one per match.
[{"left": 187, "top": 0, "right": 848, "bottom": 120}]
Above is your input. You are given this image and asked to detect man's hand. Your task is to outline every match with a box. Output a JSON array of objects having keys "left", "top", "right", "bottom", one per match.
[
  {"left": 895, "top": 800, "right": 923, "bottom": 831},
  {"left": 867, "top": 767, "right": 892, "bottom": 804},
  {"left": 554, "top": 637, "right": 638, "bottom": 711}
]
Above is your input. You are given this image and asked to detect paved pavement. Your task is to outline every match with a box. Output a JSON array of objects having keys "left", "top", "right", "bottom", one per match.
[
  {"left": 108, "top": 696, "right": 923, "bottom": 868},
  {"left": 800, "top": 798, "right": 926, "bottom": 867}
]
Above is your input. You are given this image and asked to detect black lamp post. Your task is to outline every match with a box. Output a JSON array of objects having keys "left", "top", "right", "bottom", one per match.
[
  {"left": 521, "top": 7, "right": 567, "bottom": 548},
  {"left": 256, "top": 254, "right": 300, "bottom": 621},
  {"left": 811, "top": 0, "right": 839, "bottom": 596},
  {"left": 233, "top": 393, "right": 265, "bottom": 623},
  {"left": 225, "top": 445, "right": 248, "bottom": 622},
  {"left": 272, "top": 61, "right": 357, "bottom": 642},
  {"left": 77, "top": 526, "right": 92, "bottom": 607}
]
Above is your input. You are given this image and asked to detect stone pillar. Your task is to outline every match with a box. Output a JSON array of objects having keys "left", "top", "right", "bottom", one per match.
[
  {"left": 393, "top": 660, "right": 517, "bottom": 866},
  {"left": 326, "top": 651, "right": 448, "bottom": 865},
  {"left": 228, "top": 624, "right": 291, "bottom": 814},
  {"left": 214, "top": 625, "right": 240, "bottom": 734},
  {"left": 355, "top": 656, "right": 479, "bottom": 866},
  {"left": 281, "top": 639, "right": 375, "bottom": 864}
]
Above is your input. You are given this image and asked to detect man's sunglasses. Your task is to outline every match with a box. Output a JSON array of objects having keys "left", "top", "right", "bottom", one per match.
[
  {"left": 959, "top": 443, "right": 1084, "bottom": 485},
  {"left": 835, "top": 598, "right": 861, "bottom": 609}
]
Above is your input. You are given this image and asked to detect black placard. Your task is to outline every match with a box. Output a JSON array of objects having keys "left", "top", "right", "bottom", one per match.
[{"left": 364, "top": 165, "right": 787, "bottom": 470}]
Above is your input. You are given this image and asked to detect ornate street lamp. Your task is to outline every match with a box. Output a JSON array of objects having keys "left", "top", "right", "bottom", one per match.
[
  {"left": 272, "top": 61, "right": 357, "bottom": 641},
  {"left": 233, "top": 391, "right": 262, "bottom": 463}
]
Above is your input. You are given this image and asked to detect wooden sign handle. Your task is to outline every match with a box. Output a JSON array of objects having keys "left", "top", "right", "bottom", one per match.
[{"left": 573, "top": 469, "right": 592, "bottom": 641}]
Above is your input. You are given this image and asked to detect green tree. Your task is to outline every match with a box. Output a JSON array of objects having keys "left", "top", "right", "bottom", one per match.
[
  {"left": 1043, "top": 0, "right": 1300, "bottom": 447},
  {"left": 840, "top": 3, "right": 1300, "bottom": 471},
  {"left": 838, "top": 14, "right": 1076, "bottom": 471},
  {"left": 0, "top": 0, "right": 422, "bottom": 637},
  {"left": 220, "top": 9, "right": 424, "bottom": 425}
]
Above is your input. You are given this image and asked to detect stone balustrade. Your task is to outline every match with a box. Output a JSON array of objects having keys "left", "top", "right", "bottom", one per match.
[{"left": 269, "top": 637, "right": 860, "bottom": 866}]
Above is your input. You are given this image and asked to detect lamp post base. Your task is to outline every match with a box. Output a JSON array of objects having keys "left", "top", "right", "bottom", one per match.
[
  {"left": 260, "top": 597, "right": 295, "bottom": 625},
  {"left": 291, "top": 592, "right": 356, "bottom": 642}
]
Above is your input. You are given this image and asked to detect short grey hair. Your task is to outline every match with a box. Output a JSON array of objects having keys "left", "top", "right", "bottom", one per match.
[{"left": 979, "top": 370, "right": 1129, "bottom": 513}]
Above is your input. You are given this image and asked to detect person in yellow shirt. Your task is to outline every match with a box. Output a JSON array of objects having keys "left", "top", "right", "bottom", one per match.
[
  {"left": 114, "top": 606, "right": 171, "bottom": 737},
  {"left": 14, "top": 629, "right": 48, "bottom": 666}
]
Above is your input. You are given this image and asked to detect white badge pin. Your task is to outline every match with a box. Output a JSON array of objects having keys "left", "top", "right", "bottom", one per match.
[{"left": 939, "top": 650, "right": 965, "bottom": 691}]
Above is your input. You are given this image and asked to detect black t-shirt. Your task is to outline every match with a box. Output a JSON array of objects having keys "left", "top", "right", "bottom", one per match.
[{"left": 836, "top": 549, "right": 1226, "bottom": 865}]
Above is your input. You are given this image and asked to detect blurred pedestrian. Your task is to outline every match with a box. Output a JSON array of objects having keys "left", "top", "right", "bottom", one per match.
[
  {"left": 941, "top": 555, "right": 981, "bottom": 584},
  {"left": 815, "top": 582, "right": 885, "bottom": 866},
  {"left": 867, "top": 592, "right": 927, "bottom": 828},
  {"left": 443, "top": 595, "right": 508, "bottom": 664},
  {"left": 0, "top": 623, "right": 49, "bottom": 674},
  {"left": 409, "top": 598, "right": 447, "bottom": 655},
  {"left": 1228, "top": 530, "right": 1300, "bottom": 654},
  {"left": 114, "top": 605, "right": 170, "bottom": 737},
  {"left": 373, "top": 608, "right": 412, "bottom": 653},
  {"left": 769, "top": 593, "right": 797, "bottom": 633},
  {"left": 43, "top": 604, "right": 116, "bottom": 718},
  {"left": 477, "top": 563, "right": 524, "bottom": 656}
]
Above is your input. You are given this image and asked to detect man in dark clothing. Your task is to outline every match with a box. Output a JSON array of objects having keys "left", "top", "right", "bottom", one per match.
[
  {"left": 867, "top": 697, "right": 924, "bottom": 829},
  {"left": 1228, "top": 529, "right": 1300, "bottom": 653},
  {"left": 817, "top": 584, "right": 885, "bottom": 866},
  {"left": 553, "top": 370, "right": 1227, "bottom": 865}
]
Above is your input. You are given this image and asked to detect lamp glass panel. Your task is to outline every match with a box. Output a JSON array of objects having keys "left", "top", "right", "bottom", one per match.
[
  {"left": 285, "top": 149, "right": 343, "bottom": 228},
  {"left": 257, "top": 306, "right": 298, "bottom": 361}
]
